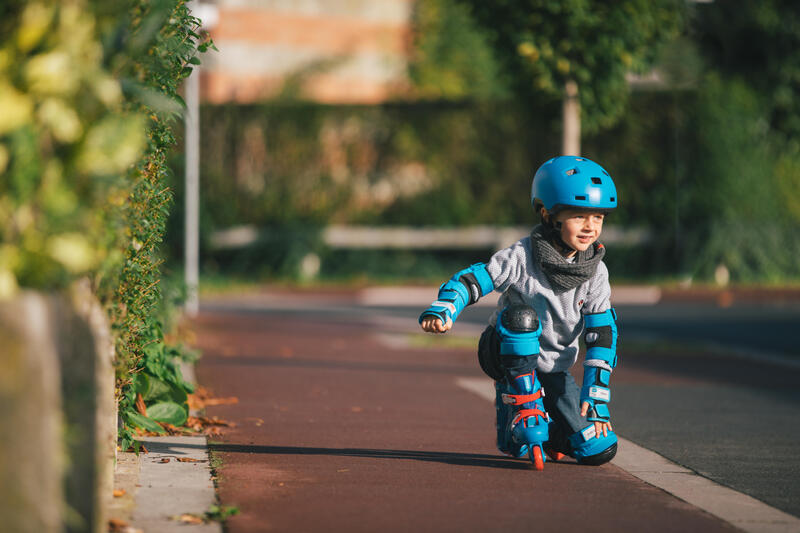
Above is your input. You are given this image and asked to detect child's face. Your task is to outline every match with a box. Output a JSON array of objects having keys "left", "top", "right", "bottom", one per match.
[{"left": 555, "top": 209, "right": 605, "bottom": 254}]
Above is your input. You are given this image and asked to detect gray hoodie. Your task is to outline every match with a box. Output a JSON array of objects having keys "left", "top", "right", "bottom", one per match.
[{"left": 485, "top": 236, "right": 612, "bottom": 373}]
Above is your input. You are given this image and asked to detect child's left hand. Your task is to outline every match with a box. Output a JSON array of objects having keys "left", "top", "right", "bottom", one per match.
[{"left": 580, "top": 401, "right": 613, "bottom": 438}]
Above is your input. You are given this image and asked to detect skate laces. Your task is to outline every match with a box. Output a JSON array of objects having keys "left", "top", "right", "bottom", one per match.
[{"left": 503, "top": 390, "right": 547, "bottom": 427}]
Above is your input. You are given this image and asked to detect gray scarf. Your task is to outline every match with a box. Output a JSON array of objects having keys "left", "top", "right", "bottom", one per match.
[{"left": 530, "top": 225, "right": 605, "bottom": 293}]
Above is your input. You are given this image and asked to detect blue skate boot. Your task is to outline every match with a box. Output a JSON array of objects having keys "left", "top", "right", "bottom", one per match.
[
  {"left": 497, "top": 372, "right": 550, "bottom": 469},
  {"left": 494, "top": 305, "right": 550, "bottom": 470}
]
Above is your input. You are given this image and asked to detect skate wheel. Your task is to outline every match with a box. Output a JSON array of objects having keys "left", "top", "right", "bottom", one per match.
[
  {"left": 545, "top": 448, "right": 566, "bottom": 462},
  {"left": 530, "top": 445, "right": 545, "bottom": 471}
]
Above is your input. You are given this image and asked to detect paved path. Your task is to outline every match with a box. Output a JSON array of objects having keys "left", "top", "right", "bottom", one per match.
[{"left": 192, "top": 290, "right": 772, "bottom": 533}]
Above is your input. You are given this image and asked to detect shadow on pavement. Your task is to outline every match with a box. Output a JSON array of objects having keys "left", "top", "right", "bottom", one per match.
[
  {"left": 206, "top": 443, "right": 565, "bottom": 470},
  {"left": 201, "top": 354, "right": 481, "bottom": 376}
]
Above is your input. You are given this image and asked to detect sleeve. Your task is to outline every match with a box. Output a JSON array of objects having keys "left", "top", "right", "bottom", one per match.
[
  {"left": 485, "top": 237, "right": 530, "bottom": 294},
  {"left": 582, "top": 261, "right": 611, "bottom": 315}
]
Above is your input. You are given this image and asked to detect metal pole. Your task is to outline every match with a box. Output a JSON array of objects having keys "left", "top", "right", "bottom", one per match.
[{"left": 184, "top": 65, "right": 200, "bottom": 316}]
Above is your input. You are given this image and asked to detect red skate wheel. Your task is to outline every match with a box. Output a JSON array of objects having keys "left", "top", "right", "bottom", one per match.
[
  {"left": 530, "top": 445, "right": 545, "bottom": 471},
  {"left": 545, "top": 447, "right": 566, "bottom": 462}
]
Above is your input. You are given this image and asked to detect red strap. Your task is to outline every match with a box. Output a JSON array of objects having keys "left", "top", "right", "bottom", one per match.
[
  {"left": 512, "top": 408, "right": 546, "bottom": 427},
  {"left": 504, "top": 390, "right": 543, "bottom": 405}
]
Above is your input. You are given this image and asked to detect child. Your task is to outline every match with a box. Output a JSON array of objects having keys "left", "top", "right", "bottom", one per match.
[{"left": 419, "top": 155, "right": 619, "bottom": 470}]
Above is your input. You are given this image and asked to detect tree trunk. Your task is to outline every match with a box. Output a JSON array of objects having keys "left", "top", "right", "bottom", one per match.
[{"left": 562, "top": 80, "right": 581, "bottom": 156}]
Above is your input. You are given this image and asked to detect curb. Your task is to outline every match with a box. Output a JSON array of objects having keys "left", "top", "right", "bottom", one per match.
[
  {"left": 455, "top": 376, "right": 800, "bottom": 533},
  {"left": 110, "top": 362, "right": 220, "bottom": 533}
]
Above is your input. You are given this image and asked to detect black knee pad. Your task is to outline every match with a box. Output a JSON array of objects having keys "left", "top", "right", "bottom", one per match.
[
  {"left": 477, "top": 305, "right": 541, "bottom": 381},
  {"left": 477, "top": 325, "right": 504, "bottom": 381},
  {"left": 500, "top": 304, "right": 540, "bottom": 333},
  {"left": 576, "top": 442, "right": 618, "bottom": 466}
]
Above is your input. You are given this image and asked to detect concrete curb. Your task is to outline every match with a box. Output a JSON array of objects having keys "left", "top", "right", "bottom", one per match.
[
  {"left": 110, "top": 362, "right": 220, "bottom": 533},
  {"left": 455, "top": 376, "right": 800, "bottom": 533},
  {"left": 130, "top": 436, "right": 220, "bottom": 533}
]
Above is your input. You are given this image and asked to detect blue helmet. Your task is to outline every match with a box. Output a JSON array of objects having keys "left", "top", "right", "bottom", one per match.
[{"left": 531, "top": 156, "right": 618, "bottom": 214}]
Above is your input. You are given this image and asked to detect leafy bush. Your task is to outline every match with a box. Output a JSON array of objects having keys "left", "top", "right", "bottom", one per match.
[
  {"left": 0, "top": 0, "right": 212, "bottom": 451},
  {"left": 102, "top": 0, "right": 213, "bottom": 451},
  {"left": 166, "top": 84, "right": 800, "bottom": 284}
]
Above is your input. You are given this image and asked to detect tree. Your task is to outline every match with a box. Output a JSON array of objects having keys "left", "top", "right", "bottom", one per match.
[
  {"left": 408, "top": 0, "right": 510, "bottom": 100},
  {"left": 461, "top": 0, "right": 684, "bottom": 154},
  {"left": 693, "top": 0, "right": 800, "bottom": 140}
]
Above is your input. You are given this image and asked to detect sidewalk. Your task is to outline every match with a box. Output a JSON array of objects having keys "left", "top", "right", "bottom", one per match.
[{"left": 108, "top": 364, "right": 220, "bottom": 533}]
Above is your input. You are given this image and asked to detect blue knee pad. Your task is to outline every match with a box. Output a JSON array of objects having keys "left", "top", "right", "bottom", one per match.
[
  {"left": 568, "top": 425, "right": 618, "bottom": 465},
  {"left": 495, "top": 305, "right": 542, "bottom": 355}
]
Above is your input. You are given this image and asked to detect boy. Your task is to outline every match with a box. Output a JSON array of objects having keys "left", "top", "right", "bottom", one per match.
[{"left": 419, "top": 156, "right": 619, "bottom": 470}]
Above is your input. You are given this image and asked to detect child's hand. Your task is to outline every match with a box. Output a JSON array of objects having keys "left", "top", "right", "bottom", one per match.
[
  {"left": 580, "top": 401, "right": 613, "bottom": 438},
  {"left": 420, "top": 316, "right": 452, "bottom": 334}
]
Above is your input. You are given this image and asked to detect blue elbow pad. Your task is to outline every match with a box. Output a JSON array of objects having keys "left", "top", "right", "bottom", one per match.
[
  {"left": 584, "top": 308, "right": 618, "bottom": 369},
  {"left": 581, "top": 308, "right": 618, "bottom": 423},
  {"left": 419, "top": 263, "right": 494, "bottom": 324}
]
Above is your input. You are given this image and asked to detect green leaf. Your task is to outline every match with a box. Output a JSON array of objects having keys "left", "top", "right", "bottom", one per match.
[
  {"left": 147, "top": 401, "right": 188, "bottom": 426},
  {"left": 142, "top": 375, "right": 172, "bottom": 401},
  {"left": 126, "top": 411, "right": 166, "bottom": 434},
  {"left": 134, "top": 373, "right": 150, "bottom": 396}
]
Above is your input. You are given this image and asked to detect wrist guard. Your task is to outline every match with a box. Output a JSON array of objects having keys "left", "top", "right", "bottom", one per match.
[
  {"left": 419, "top": 263, "right": 494, "bottom": 325},
  {"left": 580, "top": 308, "right": 618, "bottom": 423}
]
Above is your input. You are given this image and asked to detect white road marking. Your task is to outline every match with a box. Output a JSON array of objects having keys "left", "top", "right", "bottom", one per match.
[{"left": 455, "top": 376, "right": 800, "bottom": 533}]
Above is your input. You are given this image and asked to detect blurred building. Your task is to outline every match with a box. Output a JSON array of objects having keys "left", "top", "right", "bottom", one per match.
[{"left": 200, "top": 0, "right": 414, "bottom": 104}]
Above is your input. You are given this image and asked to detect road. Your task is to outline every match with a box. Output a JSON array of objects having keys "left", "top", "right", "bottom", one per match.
[{"left": 194, "top": 287, "right": 800, "bottom": 531}]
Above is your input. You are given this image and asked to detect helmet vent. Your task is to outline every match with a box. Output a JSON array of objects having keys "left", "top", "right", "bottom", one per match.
[
  {"left": 565, "top": 168, "right": 578, "bottom": 176},
  {"left": 575, "top": 195, "right": 587, "bottom": 201},
  {"left": 591, "top": 177, "right": 602, "bottom": 184},
  {"left": 610, "top": 197, "right": 615, "bottom": 202}
]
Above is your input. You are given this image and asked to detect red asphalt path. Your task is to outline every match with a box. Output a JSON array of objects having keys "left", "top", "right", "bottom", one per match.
[{"left": 193, "top": 307, "right": 737, "bottom": 533}]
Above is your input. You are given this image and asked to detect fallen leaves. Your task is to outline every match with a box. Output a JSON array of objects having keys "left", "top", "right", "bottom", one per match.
[
  {"left": 125, "top": 386, "right": 239, "bottom": 444},
  {"left": 187, "top": 385, "right": 238, "bottom": 410},
  {"left": 176, "top": 513, "right": 205, "bottom": 525},
  {"left": 131, "top": 414, "right": 235, "bottom": 438},
  {"left": 153, "top": 455, "right": 207, "bottom": 464},
  {"left": 185, "top": 415, "right": 235, "bottom": 436},
  {"left": 172, "top": 505, "right": 239, "bottom": 524},
  {"left": 108, "top": 518, "right": 142, "bottom": 533}
]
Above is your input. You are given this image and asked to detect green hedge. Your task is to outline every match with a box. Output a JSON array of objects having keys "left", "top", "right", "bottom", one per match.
[
  {"left": 0, "top": 0, "right": 211, "bottom": 450},
  {"left": 165, "top": 82, "right": 800, "bottom": 284}
]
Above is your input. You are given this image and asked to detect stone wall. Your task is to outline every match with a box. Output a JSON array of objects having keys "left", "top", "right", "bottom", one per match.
[{"left": 0, "top": 283, "right": 115, "bottom": 533}]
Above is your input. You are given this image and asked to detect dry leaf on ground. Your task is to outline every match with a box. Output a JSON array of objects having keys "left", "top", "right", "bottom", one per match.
[
  {"left": 187, "top": 385, "right": 239, "bottom": 410},
  {"left": 176, "top": 513, "right": 205, "bottom": 524}
]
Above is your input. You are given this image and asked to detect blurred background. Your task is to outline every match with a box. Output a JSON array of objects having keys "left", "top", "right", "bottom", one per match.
[
  {"left": 167, "top": 0, "right": 800, "bottom": 289},
  {"left": 4, "top": 3, "right": 800, "bottom": 529}
]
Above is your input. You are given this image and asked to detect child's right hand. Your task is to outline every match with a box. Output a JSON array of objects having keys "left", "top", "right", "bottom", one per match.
[{"left": 420, "top": 316, "right": 452, "bottom": 333}]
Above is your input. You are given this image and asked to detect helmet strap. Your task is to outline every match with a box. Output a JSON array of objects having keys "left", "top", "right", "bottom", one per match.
[{"left": 541, "top": 211, "right": 575, "bottom": 255}]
